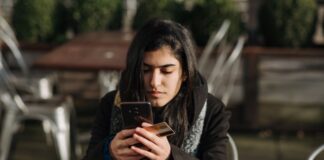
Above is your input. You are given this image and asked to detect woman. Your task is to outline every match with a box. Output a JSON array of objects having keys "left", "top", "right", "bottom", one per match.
[{"left": 84, "top": 19, "right": 230, "bottom": 160}]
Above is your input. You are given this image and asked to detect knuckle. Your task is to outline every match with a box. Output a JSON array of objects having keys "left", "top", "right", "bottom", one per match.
[
  {"left": 120, "top": 130, "right": 127, "bottom": 136},
  {"left": 120, "top": 130, "right": 130, "bottom": 138},
  {"left": 124, "top": 139, "right": 131, "bottom": 146}
]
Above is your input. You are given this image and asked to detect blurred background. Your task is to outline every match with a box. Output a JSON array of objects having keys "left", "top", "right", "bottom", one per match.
[{"left": 0, "top": 0, "right": 324, "bottom": 160}]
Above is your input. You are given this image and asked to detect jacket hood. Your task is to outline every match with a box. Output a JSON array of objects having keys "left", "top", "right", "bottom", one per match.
[{"left": 191, "top": 72, "right": 208, "bottom": 123}]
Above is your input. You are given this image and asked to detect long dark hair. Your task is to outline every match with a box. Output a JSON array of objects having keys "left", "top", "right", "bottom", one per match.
[{"left": 119, "top": 19, "right": 198, "bottom": 146}]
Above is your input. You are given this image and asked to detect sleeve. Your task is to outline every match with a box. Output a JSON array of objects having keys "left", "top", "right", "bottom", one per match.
[
  {"left": 168, "top": 96, "right": 230, "bottom": 160},
  {"left": 197, "top": 96, "right": 231, "bottom": 160},
  {"left": 103, "top": 136, "right": 115, "bottom": 160},
  {"left": 83, "top": 92, "right": 116, "bottom": 160}
]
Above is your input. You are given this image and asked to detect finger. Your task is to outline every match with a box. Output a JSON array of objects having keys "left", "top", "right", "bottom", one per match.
[
  {"left": 116, "top": 137, "right": 140, "bottom": 149},
  {"left": 131, "top": 145, "right": 157, "bottom": 160},
  {"left": 123, "top": 137, "right": 140, "bottom": 146},
  {"left": 142, "top": 122, "right": 153, "bottom": 127},
  {"left": 116, "top": 147, "right": 141, "bottom": 157},
  {"left": 113, "top": 130, "right": 137, "bottom": 149},
  {"left": 135, "top": 127, "right": 159, "bottom": 144},
  {"left": 133, "top": 133, "right": 160, "bottom": 152},
  {"left": 116, "top": 129, "right": 136, "bottom": 139}
]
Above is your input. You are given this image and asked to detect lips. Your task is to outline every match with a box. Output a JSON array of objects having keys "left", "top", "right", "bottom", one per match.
[{"left": 148, "top": 91, "right": 163, "bottom": 98}]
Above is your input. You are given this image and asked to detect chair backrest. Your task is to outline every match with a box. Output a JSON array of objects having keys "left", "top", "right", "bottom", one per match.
[
  {"left": 214, "top": 36, "right": 246, "bottom": 160},
  {"left": 0, "top": 15, "right": 29, "bottom": 76},
  {"left": 308, "top": 144, "right": 324, "bottom": 160},
  {"left": 0, "top": 15, "right": 16, "bottom": 42},
  {"left": 198, "top": 20, "right": 231, "bottom": 75},
  {"left": 208, "top": 35, "right": 246, "bottom": 106},
  {"left": 0, "top": 58, "right": 28, "bottom": 113},
  {"left": 227, "top": 133, "right": 239, "bottom": 160}
]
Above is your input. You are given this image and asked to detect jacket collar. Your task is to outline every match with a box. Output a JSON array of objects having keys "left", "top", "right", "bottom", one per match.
[{"left": 192, "top": 72, "right": 208, "bottom": 123}]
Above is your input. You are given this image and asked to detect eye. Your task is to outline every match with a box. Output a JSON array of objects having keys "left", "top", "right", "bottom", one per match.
[
  {"left": 161, "top": 69, "right": 173, "bottom": 74},
  {"left": 143, "top": 67, "right": 151, "bottom": 73}
]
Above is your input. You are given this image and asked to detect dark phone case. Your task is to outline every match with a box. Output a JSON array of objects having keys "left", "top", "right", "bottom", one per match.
[{"left": 120, "top": 102, "right": 153, "bottom": 129}]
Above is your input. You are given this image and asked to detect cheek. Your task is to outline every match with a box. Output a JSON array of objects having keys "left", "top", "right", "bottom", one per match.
[
  {"left": 143, "top": 75, "right": 150, "bottom": 88},
  {"left": 167, "top": 75, "right": 183, "bottom": 91}
]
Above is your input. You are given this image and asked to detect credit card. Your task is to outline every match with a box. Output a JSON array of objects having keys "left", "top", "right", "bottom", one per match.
[{"left": 144, "top": 122, "right": 175, "bottom": 137}]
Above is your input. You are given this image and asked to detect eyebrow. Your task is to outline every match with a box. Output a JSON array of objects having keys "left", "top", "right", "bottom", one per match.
[{"left": 143, "top": 63, "right": 176, "bottom": 68}]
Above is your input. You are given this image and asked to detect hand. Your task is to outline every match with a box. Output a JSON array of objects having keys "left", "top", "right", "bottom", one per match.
[
  {"left": 131, "top": 123, "right": 171, "bottom": 160},
  {"left": 110, "top": 129, "right": 145, "bottom": 160}
]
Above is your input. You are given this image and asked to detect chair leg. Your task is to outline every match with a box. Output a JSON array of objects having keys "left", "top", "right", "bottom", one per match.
[
  {"left": 0, "top": 111, "right": 17, "bottom": 160},
  {"left": 52, "top": 131, "right": 70, "bottom": 160},
  {"left": 42, "top": 120, "right": 53, "bottom": 146},
  {"left": 51, "top": 107, "right": 71, "bottom": 160}
]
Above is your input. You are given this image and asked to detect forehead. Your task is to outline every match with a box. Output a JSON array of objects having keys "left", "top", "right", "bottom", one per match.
[{"left": 143, "top": 46, "right": 180, "bottom": 66}]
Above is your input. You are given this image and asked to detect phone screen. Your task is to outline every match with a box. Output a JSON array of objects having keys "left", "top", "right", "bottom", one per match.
[{"left": 120, "top": 102, "right": 153, "bottom": 129}]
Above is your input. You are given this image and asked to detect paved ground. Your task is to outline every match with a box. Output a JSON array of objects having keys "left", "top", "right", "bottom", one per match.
[{"left": 8, "top": 122, "right": 324, "bottom": 160}]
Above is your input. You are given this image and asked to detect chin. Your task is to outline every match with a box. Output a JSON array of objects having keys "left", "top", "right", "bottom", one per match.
[{"left": 149, "top": 99, "right": 168, "bottom": 107}]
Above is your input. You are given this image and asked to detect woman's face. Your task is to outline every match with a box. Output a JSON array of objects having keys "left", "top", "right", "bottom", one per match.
[{"left": 143, "top": 45, "right": 185, "bottom": 107}]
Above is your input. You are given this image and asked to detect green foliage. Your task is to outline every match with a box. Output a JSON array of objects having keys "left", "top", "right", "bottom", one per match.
[
  {"left": 107, "top": 0, "right": 123, "bottom": 30},
  {"left": 132, "top": 0, "right": 184, "bottom": 29},
  {"left": 189, "top": 0, "right": 242, "bottom": 46},
  {"left": 12, "top": 0, "right": 57, "bottom": 43},
  {"left": 132, "top": 0, "right": 242, "bottom": 46},
  {"left": 258, "top": 0, "right": 317, "bottom": 47},
  {"left": 50, "top": 1, "right": 71, "bottom": 44},
  {"left": 72, "top": 0, "right": 119, "bottom": 33}
]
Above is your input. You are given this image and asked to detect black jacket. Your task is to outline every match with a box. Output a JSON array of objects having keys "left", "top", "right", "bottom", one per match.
[{"left": 84, "top": 76, "right": 230, "bottom": 160}]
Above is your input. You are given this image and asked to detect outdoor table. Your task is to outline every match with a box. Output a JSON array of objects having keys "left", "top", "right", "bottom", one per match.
[
  {"left": 33, "top": 31, "right": 133, "bottom": 71},
  {"left": 33, "top": 31, "right": 133, "bottom": 97}
]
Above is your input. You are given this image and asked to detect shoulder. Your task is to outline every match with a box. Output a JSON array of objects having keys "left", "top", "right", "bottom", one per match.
[
  {"left": 100, "top": 90, "right": 118, "bottom": 104},
  {"left": 98, "top": 90, "right": 118, "bottom": 112},
  {"left": 202, "top": 93, "right": 230, "bottom": 136},
  {"left": 196, "top": 94, "right": 230, "bottom": 159},
  {"left": 206, "top": 93, "right": 226, "bottom": 113},
  {"left": 204, "top": 93, "right": 231, "bottom": 126}
]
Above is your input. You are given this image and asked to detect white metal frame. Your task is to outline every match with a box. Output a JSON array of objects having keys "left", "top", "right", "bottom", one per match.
[
  {"left": 0, "top": 59, "right": 76, "bottom": 160},
  {"left": 308, "top": 144, "right": 324, "bottom": 160},
  {"left": 202, "top": 32, "right": 246, "bottom": 160}
]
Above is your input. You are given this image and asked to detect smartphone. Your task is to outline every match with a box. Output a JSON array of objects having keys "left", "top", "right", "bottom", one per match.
[{"left": 120, "top": 102, "right": 153, "bottom": 129}]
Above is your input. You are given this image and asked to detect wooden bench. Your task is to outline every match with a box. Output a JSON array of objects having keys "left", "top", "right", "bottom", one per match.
[{"left": 242, "top": 46, "right": 324, "bottom": 127}]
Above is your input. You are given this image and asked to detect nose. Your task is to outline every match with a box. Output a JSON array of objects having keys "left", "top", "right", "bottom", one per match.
[{"left": 150, "top": 70, "right": 162, "bottom": 88}]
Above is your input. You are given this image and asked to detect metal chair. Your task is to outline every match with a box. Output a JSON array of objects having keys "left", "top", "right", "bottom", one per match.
[
  {"left": 208, "top": 36, "right": 246, "bottom": 105},
  {"left": 205, "top": 35, "right": 246, "bottom": 160},
  {"left": 198, "top": 19, "right": 231, "bottom": 79},
  {"left": 308, "top": 144, "right": 324, "bottom": 160},
  {"left": 0, "top": 59, "right": 76, "bottom": 160},
  {"left": 219, "top": 36, "right": 246, "bottom": 160},
  {"left": 0, "top": 14, "right": 56, "bottom": 99},
  {"left": 98, "top": 70, "right": 120, "bottom": 97},
  {"left": 0, "top": 15, "right": 28, "bottom": 75}
]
